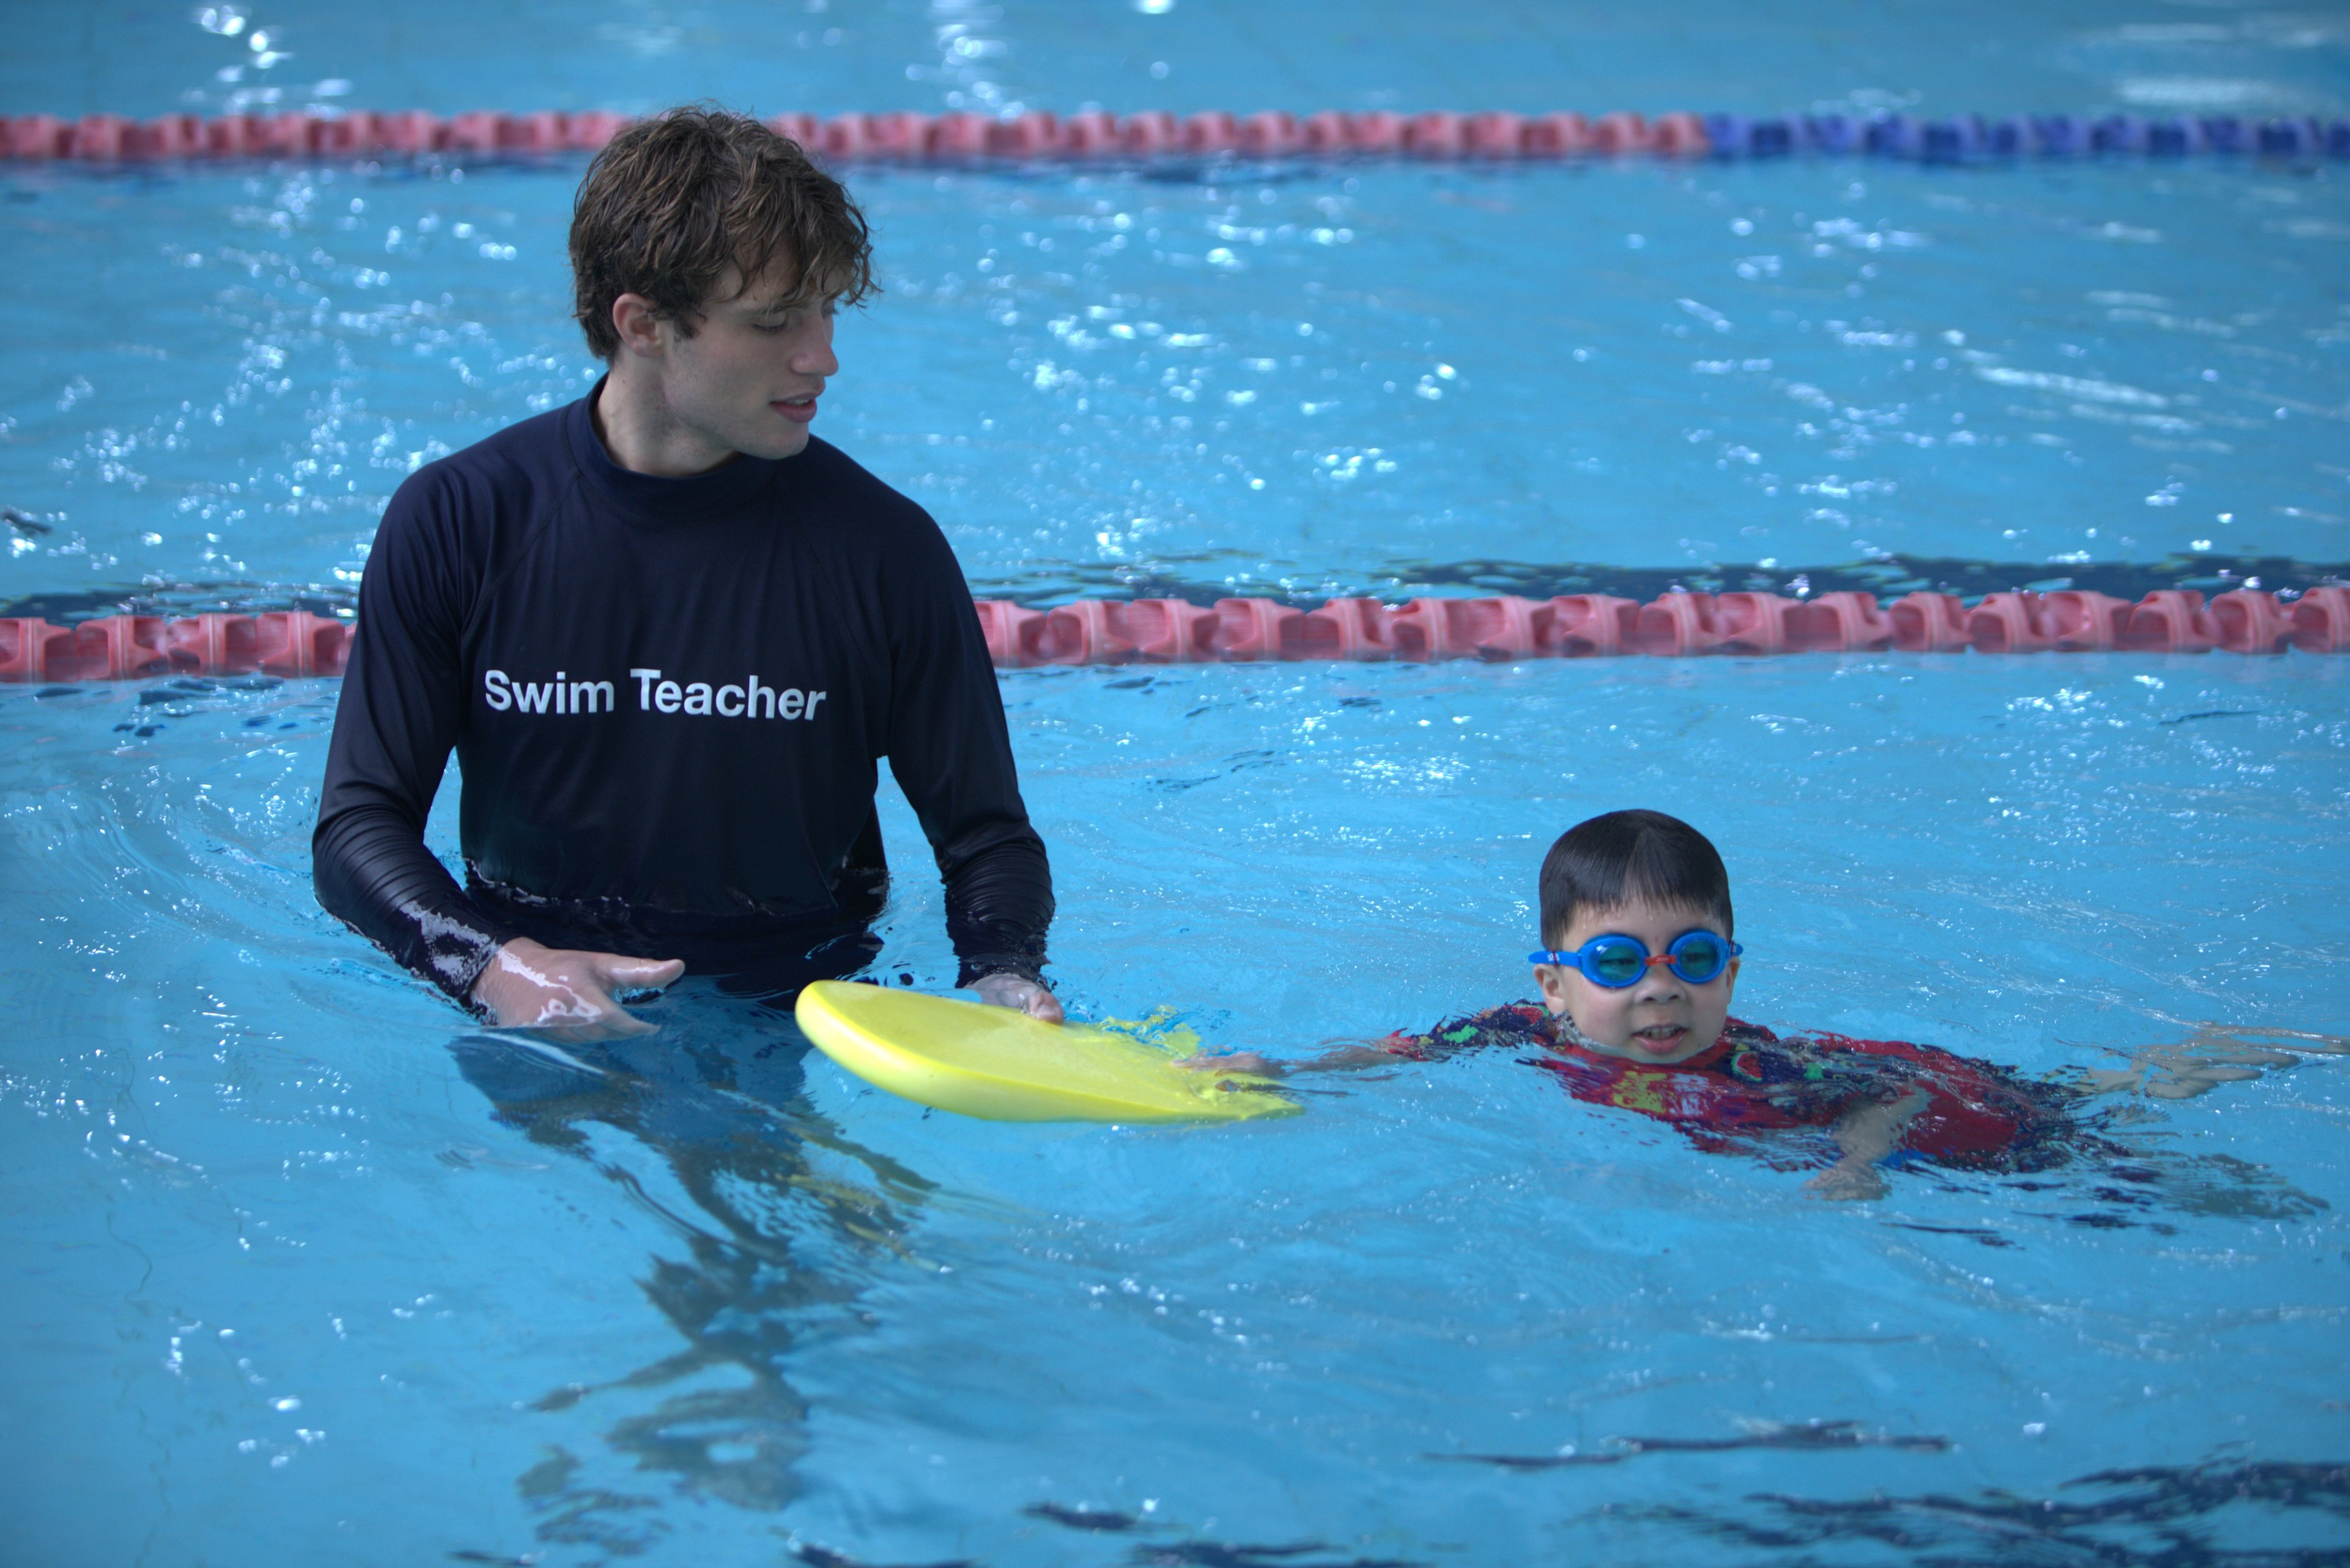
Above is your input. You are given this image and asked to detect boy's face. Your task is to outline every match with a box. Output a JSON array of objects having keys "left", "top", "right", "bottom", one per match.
[{"left": 1533, "top": 897, "right": 1739, "bottom": 1066}]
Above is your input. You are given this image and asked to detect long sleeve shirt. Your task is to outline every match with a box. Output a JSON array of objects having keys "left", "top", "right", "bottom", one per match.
[{"left": 313, "top": 386, "right": 1052, "bottom": 1007}]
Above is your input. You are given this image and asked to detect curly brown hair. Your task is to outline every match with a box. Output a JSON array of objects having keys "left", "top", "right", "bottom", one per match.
[{"left": 569, "top": 105, "right": 875, "bottom": 359}]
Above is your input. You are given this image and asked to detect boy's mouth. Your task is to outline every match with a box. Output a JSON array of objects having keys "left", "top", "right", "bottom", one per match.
[{"left": 1629, "top": 1023, "right": 1690, "bottom": 1055}]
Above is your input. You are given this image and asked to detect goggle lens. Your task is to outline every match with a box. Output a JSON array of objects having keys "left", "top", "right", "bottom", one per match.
[
  {"left": 1669, "top": 933, "right": 1727, "bottom": 984},
  {"left": 1586, "top": 938, "right": 1649, "bottom": 987}
]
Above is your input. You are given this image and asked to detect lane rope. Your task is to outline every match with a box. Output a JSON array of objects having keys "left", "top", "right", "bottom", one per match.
[
  {"left": 10, "top": 114, "right": 2341, "bottom": 678},
  {"left": 4, "top": 109, "right": 2346, "bottom": 166},
  {"left": 4, "top": 586, "right": 2343, "bottom": 681}
]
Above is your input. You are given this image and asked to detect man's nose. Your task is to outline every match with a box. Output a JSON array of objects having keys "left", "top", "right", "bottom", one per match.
[{"left": 794, "top": 318, "right": 840, "bottom": 378}]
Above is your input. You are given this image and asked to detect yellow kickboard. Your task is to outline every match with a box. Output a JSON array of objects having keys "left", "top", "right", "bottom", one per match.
[{"left": 794, "top": 981, "right": 1297, "bottom": 1124}]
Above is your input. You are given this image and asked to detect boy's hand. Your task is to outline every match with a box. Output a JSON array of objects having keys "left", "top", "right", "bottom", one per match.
[
  {"left": 1804, "top": 1160, "right": 1889, "bottom": 1202},
  {"left": 2076, "top": 1025, "right": 2343, "bottom": 1099},
  {"left": 970, "top": 972, "right": 1064, "bottom": 1024},
  {"left": 1804, "top": 1089, "right": 1925, "bottom": 1202}
]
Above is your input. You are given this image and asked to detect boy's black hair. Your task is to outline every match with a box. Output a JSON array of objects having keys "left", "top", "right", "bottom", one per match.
[{"left": 1539, "top": 810, "right": 1733, "bottom": 946}]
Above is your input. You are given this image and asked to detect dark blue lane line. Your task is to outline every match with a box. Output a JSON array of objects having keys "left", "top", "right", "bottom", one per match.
[
  {"left": 967, "top": 552, "right": 2348, "bottom": 611},
  {"left": 6, "top": 554, "right": 2344, "bottom": 625}
]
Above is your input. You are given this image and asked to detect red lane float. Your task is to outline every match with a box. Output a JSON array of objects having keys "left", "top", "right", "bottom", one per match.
[
  {"left": 960, "top": 586, "right": 2345, "bottom": 668},
  {"left": 1888, "top": 593, "right": 1972, "bottom": 652},
  {"left": 2290, "top": 585, "right": 2350, "bottom": 652},
  {"left": 2118, "top": 589, "right": 2215, "bottom": 653},
  {"left": 0, "top": 108, "right": 1714, "bottom": 164},
  {"left": 4, "top": 589, "right": 2343, "bottom": 683},
  {"left": 0, "top": 611, "right": 349, "bottom": 682},
  {"left": 2210, "top": 587, "right": 2296, "bottom": 655},
  {"left": 1791, "top": 591, "right": 1895, "bottom": 652}
]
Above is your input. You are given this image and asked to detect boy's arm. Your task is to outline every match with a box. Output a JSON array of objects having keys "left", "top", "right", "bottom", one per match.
[
  {"left": 1802, "top": 1089, "right": 1930, "bottom": 1200},
  {"left": 1183, "top": 1007, "right": 1548, "bottom": 1078},
  {"left": 1184, "top": 1042, "right": 1404, "bottom": 1078}
]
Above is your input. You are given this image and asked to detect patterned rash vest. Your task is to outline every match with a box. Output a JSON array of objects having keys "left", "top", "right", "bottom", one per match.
[{"left": 1381, "top": 1005, "right": 2080, "bottom": 1171}]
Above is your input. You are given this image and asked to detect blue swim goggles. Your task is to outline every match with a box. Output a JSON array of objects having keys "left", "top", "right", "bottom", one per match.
[{"left": 1527, "top": 930, "right": 1743, "bottom": 988}]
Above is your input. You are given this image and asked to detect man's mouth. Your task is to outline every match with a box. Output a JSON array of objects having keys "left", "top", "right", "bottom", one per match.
[{"left": 774, "top": 392, "right": 820, "bottom": 425}]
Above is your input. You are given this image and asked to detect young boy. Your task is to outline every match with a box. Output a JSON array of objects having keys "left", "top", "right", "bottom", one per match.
[
  {"left": 1214, "top": 810, "right": 2086, "bottom": 1198},
  {"left": 1420, "top": 809, "right": 2083, "bottom": 1198}
]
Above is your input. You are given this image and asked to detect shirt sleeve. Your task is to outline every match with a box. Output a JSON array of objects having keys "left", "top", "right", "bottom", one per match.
[
  {"left": 878, "top": 519, "right": 1055, "bottom": 988},
  {"left": 311, "top": 472, "right": 518, "bottom": 1008}
]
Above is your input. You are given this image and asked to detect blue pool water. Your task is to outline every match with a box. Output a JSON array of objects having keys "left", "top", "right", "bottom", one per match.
[
  {"left": 6, "top": 149, "right": 2350, "bottom": 604},
  {"left": 5, "top": 4, "right": 2350, "bottom": 1565}
]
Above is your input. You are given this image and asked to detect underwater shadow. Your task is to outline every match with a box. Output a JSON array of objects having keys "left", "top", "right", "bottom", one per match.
[
  {"left": 1630, "top": 1458, "right": 2350, "bottom": 1567},
  {"left": 446, "top": 984, "right": 937, "bottom": 1551}
]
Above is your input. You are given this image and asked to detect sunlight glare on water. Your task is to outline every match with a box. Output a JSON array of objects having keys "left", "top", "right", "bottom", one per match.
[{"left": 5, "top": 157, "right": 2348, "bottom": 607}]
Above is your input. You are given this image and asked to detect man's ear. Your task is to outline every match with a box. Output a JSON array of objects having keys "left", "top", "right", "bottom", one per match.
[
  {"left": 610, "top": 293, "right": 666, "bottom": 359},
  {"left": 1723, "top": 956, "right": 1740, "bottom": 1000}
]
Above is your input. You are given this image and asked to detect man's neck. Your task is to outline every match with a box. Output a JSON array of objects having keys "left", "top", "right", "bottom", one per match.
[{"left": 592, "top": 362, "right": 742, "bottom": 477}]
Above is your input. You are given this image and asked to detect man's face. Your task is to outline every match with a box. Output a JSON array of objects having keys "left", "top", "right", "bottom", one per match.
[{"left": 651, "top": 262, "right": 840, "bottom": 461}]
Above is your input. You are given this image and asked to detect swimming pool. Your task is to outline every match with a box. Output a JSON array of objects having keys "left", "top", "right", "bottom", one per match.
[{"left": 5, "top": 4, "right": 2348, "bottom": 1564}]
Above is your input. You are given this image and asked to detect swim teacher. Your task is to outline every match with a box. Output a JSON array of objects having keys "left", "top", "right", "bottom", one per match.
[{"left": 313, "top": 106, "right": 1061, "bottom": 1032}]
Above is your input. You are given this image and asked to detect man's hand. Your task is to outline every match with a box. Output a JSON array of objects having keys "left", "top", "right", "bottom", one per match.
[
  {"left": 971, "top": 971, "right": 1064, "bottom": 1025},
  {"left": 471, "top": 937, "right": 685, "bottom": 1039}
]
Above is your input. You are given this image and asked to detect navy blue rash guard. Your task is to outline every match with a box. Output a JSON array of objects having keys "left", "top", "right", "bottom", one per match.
[{"left": 313, "top": 386, "right": 1053, "bottom": 1009}]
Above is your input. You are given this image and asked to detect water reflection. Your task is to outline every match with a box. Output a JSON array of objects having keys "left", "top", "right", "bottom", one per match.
[{"left": 447, "top": 987, "right": 934, "bottom": 1541}]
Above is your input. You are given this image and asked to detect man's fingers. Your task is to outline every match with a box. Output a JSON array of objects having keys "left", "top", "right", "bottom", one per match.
[
  {"left": 550, "top": 1010, "right": 658, "bottom": 1042},
  {"left": 971, "top": 973, "right": 1063, "bottom": 1025},
  {"left": 595, "top": 955, "right": 686, "bottom": 991}
]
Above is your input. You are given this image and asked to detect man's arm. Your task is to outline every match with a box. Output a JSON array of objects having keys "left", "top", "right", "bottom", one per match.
[
  {"left": 313, "top": 476, "right": 518, "bottom": 1004},
  {"left": 880, "top": 526, "right": 1059, "bottom": 1020},
  {"left": 313, "top": 477, "right": 681, "bottom": 1028}
]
